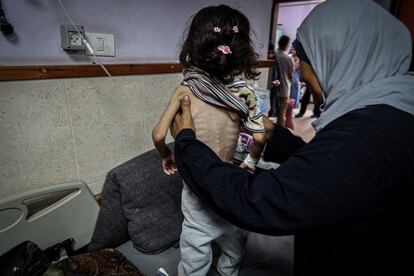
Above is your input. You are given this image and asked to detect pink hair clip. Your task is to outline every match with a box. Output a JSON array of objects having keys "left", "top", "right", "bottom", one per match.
[
  {"left": 217, "top": 45, "right": 232, "bottom": 55},
  {"left": 213, "top": 27, "right": 221, "bottom": 33},
  {"left": 232, "top": 26, "right": 239, "bottom": 33}
]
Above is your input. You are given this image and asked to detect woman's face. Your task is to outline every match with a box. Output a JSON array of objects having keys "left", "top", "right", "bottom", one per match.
[{"left": 299, "top": 61, "right": 324, "bottom": 105}]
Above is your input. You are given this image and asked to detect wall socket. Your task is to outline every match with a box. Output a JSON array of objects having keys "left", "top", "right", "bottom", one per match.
[{"left": 60, "top": 24, "right": 85, "bottom": 51}]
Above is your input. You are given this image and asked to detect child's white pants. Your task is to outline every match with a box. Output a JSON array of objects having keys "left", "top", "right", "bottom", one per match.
[{"left": 178, "top": 184, "right": 246, "bottom": 276}]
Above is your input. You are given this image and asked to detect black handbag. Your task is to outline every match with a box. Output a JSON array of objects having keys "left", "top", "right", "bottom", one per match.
[{"left": 0, "top": 241, "right": 49, "bottom": 276}]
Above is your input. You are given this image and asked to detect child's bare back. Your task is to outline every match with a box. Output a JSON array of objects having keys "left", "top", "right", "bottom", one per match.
[{"left": 183, "top": 85, "right": 240, "bottom": 163}]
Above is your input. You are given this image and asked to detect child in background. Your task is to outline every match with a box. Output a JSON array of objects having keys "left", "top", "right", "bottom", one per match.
[{"left": 152, "top": 5, "right": 272, "bottom": 275}]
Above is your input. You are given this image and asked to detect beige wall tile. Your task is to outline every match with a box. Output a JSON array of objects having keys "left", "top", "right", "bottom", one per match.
[
  {"left": 87, "top": 179, "right": 105, "bottom": 195},
  {"left": 0, "top": 80, "right": 77, "bottom": 197},
  {"left": 66, "top": 76, "right": 146, "bottom": 184},
  {"left": 0, "top": 69, "right": 270, "bottom": 196},
  {"left": 258, "top": 68, "right": 270, "bottom": 89},
  {"left": 142, "top": 73, "right": 182, "bottom": 148}
]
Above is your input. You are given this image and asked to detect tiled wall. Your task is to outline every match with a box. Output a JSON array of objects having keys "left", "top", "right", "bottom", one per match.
[{"left": 0, "top": 69, "right": 268, "bottom": 197}]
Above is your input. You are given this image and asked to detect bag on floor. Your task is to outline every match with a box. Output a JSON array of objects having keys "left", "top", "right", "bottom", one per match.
[{"left": 0, "top": 241, "right": 49, "bottom": 276}]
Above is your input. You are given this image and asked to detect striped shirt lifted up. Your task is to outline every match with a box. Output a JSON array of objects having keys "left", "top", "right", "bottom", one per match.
[{"left": 182, "top": 68, "right": 265, "bottom": 133}]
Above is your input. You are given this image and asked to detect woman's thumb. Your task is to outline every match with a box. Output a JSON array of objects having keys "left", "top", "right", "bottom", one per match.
[
  {"left": 181, "top": 95, "right": 191, "bottom": 112},
  {"left": 178, "top": 94, "right": 195, "bottom": 132}
]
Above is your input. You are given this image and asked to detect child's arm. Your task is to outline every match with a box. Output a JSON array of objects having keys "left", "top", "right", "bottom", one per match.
[
  {"left": 263, "top": 116, "right": 275, "bottom": 140},
  {"left": 240, "top": 116, "right": 275, "bottom": 173},
  {"left": 152, "top": 87, "right": 187, "bottom": 175},
  {"left": 240, "top": 132, "right": 265, "bottom": 173}
]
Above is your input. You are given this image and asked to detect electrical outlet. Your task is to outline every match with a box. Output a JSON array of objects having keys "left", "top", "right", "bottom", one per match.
[
  {"left": 60, "top": 24, "right": 85, "bottom": 50},
  {"left": 68, "top": 31, "right": 82, "bottom": 46}
]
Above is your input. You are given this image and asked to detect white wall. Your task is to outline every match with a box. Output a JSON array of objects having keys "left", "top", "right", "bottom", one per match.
[
  {"left": 276, "top": 1, "right": 320, "bottom": 43},
  {"left": 0, "top": 0, "right": 272, "bottom": 65},
  {"left": 275, "top": 0, "right": 394, "bottom": 45}
]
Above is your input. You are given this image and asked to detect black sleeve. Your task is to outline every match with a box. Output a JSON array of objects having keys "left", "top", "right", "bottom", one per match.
[
  {"left": 175, "top": 128, "right": 312, "bottom": 235},
  {"left": 174, "top": 114, "right": 392, "bottom": 236},
  {"left": 263, "top": 124, "right": 306, "bottom": 163}
]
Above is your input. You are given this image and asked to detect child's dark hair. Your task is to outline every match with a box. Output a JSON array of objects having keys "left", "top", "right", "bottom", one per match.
[{"left": 179, "top": 5, "right": 260, "bottom": 84}]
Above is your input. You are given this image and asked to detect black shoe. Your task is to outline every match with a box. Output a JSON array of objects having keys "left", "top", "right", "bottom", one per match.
[{"left": 295, "top": 113, "right": 304, "bottom": 118}]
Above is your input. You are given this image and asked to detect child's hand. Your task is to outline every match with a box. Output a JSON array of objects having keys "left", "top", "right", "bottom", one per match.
[
  {"left": 240, "top": 154, "right": 259, "bottom": 174},
  {"left": 162, "top": 154, "right": 177, "bottom": 175},
  {"left": 272, "top": 80, "right": 280, "bottom": 86},
  {"left": 240, "top": 162, "right": 256, "bottom": 173}
]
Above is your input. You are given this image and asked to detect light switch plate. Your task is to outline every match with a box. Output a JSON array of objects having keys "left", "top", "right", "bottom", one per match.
[{"left": 85, "top": 32, "right": 115, "bottom": 57}]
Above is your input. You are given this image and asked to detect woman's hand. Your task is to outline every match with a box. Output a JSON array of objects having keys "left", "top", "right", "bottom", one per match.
[
  {"left": 240, "top": 162, "right": 256, "bottom": 173},
  {"left": 170, "top": 95, "right": 196, "bottom": 139}
]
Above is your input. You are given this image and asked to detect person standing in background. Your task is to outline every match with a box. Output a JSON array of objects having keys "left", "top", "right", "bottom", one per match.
[
  {"left": 268, "top": 41, "right": 279, "bottom": 118},
  {"left": 295, "top": 85, "right": 321, "bottom": 118},
  {"left": 274, "top": 35, "right": 294, "bottom": 127},
  {"left": 267, "top": 40, "right": 276, "bottom": 60},
  {"left": 290, "top": 47, "right": 301, "bottom": 109}
]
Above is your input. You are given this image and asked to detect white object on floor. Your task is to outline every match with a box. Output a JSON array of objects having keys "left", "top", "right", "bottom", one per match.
[{"left": 157, "top": 267, "right": 170, "bottom": 276}]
